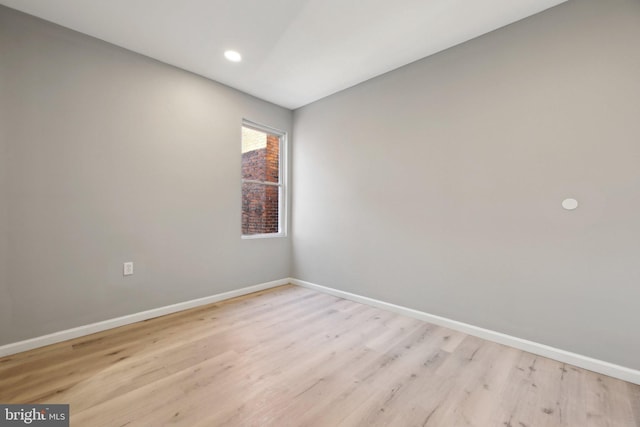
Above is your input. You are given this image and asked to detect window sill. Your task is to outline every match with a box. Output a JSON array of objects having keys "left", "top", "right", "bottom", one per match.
[{"left": 241, "top": 233, "right": 287, "bottom": 240}]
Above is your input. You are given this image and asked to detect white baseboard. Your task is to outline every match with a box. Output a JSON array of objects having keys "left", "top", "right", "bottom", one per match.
[
  {"left": 3, "top": 277, "right": 638, "bottom": 386},
  {"left": 289, "top": 278, "right": 640, "bottom": 385},
  {"left": 0, "top": 279, "right": 289, "bottom": 358}
]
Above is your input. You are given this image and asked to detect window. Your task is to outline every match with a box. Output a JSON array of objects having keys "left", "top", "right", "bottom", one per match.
[{"left": 241, "top": 120, "right": 286, "bottom": 237}]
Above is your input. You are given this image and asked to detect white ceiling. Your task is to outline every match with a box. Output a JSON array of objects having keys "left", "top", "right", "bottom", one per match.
[{"left": 0, "top": 0, "right": 567, "bottom": 109}]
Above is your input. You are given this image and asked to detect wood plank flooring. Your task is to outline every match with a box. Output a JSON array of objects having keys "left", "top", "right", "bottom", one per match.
[{"left": 0, "top": 284, "right": 638, "bottom": 426}]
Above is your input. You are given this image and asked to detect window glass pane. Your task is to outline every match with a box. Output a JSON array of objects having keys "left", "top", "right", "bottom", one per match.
[
  {"left": 242, "top": 182, "right": 280, "bottom": 235},
  {"left": 241, "top": 121, "right": 284, "bottom": 237},
  {"left": 241, "top": 127, "right": 279, "bottom": 183}
]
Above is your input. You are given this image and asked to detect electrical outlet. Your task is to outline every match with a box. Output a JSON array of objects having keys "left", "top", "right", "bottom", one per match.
[{"left": 123, "top": 262, "right": 134, "bottom": 276}]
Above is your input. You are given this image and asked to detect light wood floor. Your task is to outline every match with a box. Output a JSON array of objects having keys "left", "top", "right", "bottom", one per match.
[{"left": 0, "top": 285, "right": 638, "bottom": 426}]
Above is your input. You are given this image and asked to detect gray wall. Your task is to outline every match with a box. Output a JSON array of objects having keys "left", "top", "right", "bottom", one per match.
[
  {"left": 292, "top": 0, "right": 640, "bottom": 370},
  {"left": 0, "top": 14, "right": 11, "bottom": 341},
  {"left": 0, "top": 6, "right": 292, "bottom": 345},
  {"left": 2, "top": 0, "right": 639, "bottom": 373}
]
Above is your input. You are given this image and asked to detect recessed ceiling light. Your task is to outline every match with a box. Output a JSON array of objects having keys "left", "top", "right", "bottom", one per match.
[{"left": 224, "top": 50, "right": 242, "bottom": 62}]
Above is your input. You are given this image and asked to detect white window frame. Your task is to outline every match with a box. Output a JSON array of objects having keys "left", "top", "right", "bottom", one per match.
[{"left": 241, "top": 119, "right": 287, "bottom": 239}]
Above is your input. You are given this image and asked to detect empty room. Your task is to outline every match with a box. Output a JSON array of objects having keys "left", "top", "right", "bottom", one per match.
[{"left": 0, "top": 0, "right": 639, "bottom": 426}]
